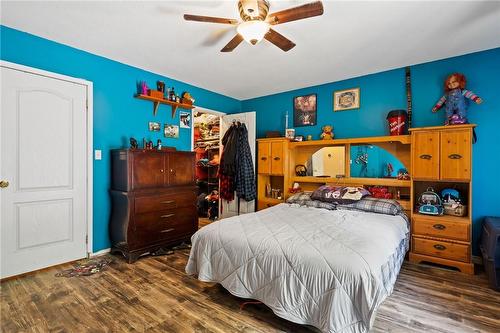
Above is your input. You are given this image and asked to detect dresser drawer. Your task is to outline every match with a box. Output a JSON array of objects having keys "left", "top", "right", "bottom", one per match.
[
  {"left": 412, "top": 237, "right": 470, "bottom": 263},
  {"left": 133, "top": 207, "right": 196, "bottom": 245},
  {"left": 135, "top": 191, "right": 196, "bottom": 213},
  {"left": 412, "top": 217, "right": 469, "bottom": 241}
]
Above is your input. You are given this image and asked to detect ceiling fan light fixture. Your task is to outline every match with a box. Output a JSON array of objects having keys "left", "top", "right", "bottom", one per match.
[{"left": 237, "top": 20, "right": 270, "bottom": 45}]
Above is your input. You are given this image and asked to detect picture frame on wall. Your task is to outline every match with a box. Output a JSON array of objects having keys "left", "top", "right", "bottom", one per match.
[
  {"left": 293, "top": 94, "right": 317, "bottom": 127},
  {"left": 333, "top": 88, "right": 360, "bottom": 111},
  {"left": 148, "top": 121, "right": 161, "bottom": 132},
  {"left": 179, "top": 111, "right": 191, "bottom": 128},
  {"left": 164, "top": 124, "right": 179, "bottom": 138}
]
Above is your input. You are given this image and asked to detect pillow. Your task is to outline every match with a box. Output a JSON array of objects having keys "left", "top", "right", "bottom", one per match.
[
  {"left": 286, "top": 192, "right": 337, "bottom": 210},
  {"left": 336, "top": 197, "right": 404, "bottom": 216},
  {"left": 311, "top": 185, "right": 371, "bottom": 204}
]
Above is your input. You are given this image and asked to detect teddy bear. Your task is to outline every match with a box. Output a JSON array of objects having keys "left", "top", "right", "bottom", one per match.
[{"left": 320, "top": 125, "right": 334, "bottom": 140}]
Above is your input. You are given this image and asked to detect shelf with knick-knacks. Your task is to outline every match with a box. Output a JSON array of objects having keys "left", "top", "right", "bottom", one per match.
[{"left": 135, "top": 80, "right": 195, "bottom": 118}]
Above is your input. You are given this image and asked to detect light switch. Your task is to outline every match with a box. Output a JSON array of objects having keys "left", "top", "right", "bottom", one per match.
[{"left": 95, "top": 150, "right": 102, "bottom": 160}]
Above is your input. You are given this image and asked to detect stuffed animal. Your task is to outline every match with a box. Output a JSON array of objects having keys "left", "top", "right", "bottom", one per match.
[
  {"left": 432, "top": 73, "right": 482, "bottom": 125},
  {"left": 320, "top": 125, "right": 334, "bottom": 140}
]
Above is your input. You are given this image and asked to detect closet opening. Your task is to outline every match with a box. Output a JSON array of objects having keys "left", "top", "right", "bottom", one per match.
[{"left": 193, "top": 110, "right": 221, "bottom": 228}]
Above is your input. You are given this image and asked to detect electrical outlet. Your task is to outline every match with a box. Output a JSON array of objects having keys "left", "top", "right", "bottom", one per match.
[{"left": 95, "top": 150, "right": 102, "bottom": 160}]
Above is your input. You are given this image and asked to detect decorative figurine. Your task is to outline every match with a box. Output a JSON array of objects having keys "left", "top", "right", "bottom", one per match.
[
  {"left": 156, "top": 81, "right": 165, "bottom": 93},
  {"left": 130, "top": 137, "right": 138, "bottom": 149},
  {"left": 141, "top": 81, "right": 149, "bottom": 95},
  {"left": 432, "top": 73, "right": 482, "bottom": 125},
  {"left": 320, "top": 125, "right": 334, "bottom": 140},
  {"left": 156, "top": 139, "right": 162, "bottom": 151}
]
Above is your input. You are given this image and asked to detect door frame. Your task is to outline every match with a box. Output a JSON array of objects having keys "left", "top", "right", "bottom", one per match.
[{"left": 0, "top": 60, "right": 94, "bottom": 255}]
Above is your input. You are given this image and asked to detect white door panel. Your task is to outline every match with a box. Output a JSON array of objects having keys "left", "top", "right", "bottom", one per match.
[
  {"left": 1, "top": 67, "right": 88, "bottom": 278},
  {"left": 220, "top": 112, "right": 256, "bottom": 219}
]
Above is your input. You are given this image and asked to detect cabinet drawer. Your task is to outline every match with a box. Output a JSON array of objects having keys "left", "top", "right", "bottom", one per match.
[
  {"left": 413, "top": 217, "right": 469, "bottom": 242},
  {"left": 135, "top": 191, "right": 195, "bottom": 213},
  {"left": 134, "top": 207, "right": 197, "bottom": 243},
  {"left": 412, "top": 237, "right": 470, "bottom": 263}
]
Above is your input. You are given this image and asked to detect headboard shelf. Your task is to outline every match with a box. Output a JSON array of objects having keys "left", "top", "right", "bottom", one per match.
[
  {"left": 291, "top": 176, "right": 411, "bottom": 188},
  {"left": 289, "top": 135, "right": 411, "bottom": 148}
]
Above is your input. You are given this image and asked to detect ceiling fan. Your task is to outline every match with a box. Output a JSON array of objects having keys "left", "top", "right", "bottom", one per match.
[{"left": 184, "top": 0, "right": 324, "bottom": 52}]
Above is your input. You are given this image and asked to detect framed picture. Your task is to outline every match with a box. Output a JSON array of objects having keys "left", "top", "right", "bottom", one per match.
[
  {"left": 293, "top": 94, "right": 317, "bottom": 127},
  {"left": 164, "top": 124, "right": 179, "bottom": 138},
  {"left": 285, "top": 128, "right": 295, "bottom": 139},
  {"left": 333, "top": 88, "right": 360, "bottom": 111},
  {"left": 148, "top": 121, "right": 160, "bottom": 132},
  {"left": 179, "top": 111, "right": 191, "bottom": 129}
]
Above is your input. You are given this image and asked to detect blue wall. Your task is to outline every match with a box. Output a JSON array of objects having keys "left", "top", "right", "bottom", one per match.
[
  {"left": 1, "top": 25, "right": 241, "bottom": 252},
  {"left": 241, "top": 47, "right": 500, "bottom": 255}
]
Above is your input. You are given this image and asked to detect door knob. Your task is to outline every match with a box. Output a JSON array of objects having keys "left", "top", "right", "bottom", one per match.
[{"left": 0, "top": 180, "right": 9, "bottom": 188}]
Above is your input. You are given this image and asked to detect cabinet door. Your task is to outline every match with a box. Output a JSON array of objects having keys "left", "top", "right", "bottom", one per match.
[
  {"left": 168, "top": 152, "right": 195, "bottom": 185},
  {"left": 412, "top": 131, "right": 439, "bottom": 180},
  {"left": 258, "top": 141, "right": 271, "bottom": 174},
  {"left": 270, "top": 142, "right": 284, "bottom": 175},
  {"left": 132, "top": 152, "right": 164, "bottom": 189},
  {"left": 440, "top": 130, "right": 471, "bottom": 181}
]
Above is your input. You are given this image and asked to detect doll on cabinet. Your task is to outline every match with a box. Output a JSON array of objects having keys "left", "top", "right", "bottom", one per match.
[{"left": 432, "top": 73, "right": 482, "bottom": 125}]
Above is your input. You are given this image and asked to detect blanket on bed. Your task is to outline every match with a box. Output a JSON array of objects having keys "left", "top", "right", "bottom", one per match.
[{"left": 186, "top": 204, "right": 409, "bottom": 333}]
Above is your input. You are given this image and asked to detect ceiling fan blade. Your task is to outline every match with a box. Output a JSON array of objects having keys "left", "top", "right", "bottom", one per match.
[
  {"left": 267, "top": 1, "right": 324, "bottom": 25},
  {"left": 221, "top": 34, "right": 244, "bottom": 52},
  {"left": 184, "top": 14, "right": 238, "bottom": 25},
  {"left": 264, "top": 29, "right": 296, "bottom": 52}
]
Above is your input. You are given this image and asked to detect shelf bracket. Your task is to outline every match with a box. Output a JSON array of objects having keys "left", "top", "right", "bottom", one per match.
[
  {"left": 171, "top": 105, "right": 178, "bottom": 118},
  {"left": 153, "top": 101, "right": 160, "bottom": 116}
]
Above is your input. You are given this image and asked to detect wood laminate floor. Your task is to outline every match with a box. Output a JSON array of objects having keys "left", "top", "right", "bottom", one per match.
[{"left": 2, "top": 249, "right": 499, "bottom": 333}]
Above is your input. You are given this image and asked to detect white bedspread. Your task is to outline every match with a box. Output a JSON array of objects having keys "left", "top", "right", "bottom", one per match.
[{"left": 186, "top": 204, "right": 409, "bottom": 333}]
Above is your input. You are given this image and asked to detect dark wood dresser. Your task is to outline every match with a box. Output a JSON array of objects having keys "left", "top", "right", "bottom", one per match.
[{"left": 109, "top": 149, "right": 197, "bottom": 263}]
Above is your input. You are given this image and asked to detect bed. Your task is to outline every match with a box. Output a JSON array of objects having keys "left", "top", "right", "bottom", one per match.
[{"left": 186, "top": 201, "right": 409, "bottom": 333}]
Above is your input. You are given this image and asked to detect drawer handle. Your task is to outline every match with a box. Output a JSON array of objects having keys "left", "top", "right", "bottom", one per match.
[
  {"left": 261, "top": 157, "right": 267, "bottom": 161},
  {"left": 448, "top": 154, "right": 462, "bottom": 160},
  {"left": 433, "top": 244, "right": 446, "bottom": 251},
  {"left": 419, "top": 154, "right": 432, "bottom": 160},
  {"left": 273, "top": 157, "right": 280, "bottom": 161},
  {"left": 160, "top": 169, "right": 164, "bottom": 173},
  {"left": 267, "top": 204, "right": 272, "bottom": 207},
  {"left": 161, "top": 200, "right": 175, "bottom": 204},
  {"left": 161, "top": 213, "right": 175, "bottom": 218},
  {"left": 160, "top": 228, "right": 175, "bottom": 233},
  {"left": 433, "top": 224, "right": 446, "bottom": 230}
]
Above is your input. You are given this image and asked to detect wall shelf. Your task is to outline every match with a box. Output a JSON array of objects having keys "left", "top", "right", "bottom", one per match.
[{"left": 134, "top": 94, "right": 194, "bottom": 118}]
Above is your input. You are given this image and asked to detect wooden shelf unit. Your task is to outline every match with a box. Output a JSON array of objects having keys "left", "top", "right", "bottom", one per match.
[
  {"left": 409, "top": 124, "right": 475, "bottom": 274},
  {"left": 135, "top": 94, "right": 195, "bottom": 118}
]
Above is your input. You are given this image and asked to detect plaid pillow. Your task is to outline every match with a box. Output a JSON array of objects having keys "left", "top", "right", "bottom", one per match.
[
  {"left": 286, "top": 192, "right": 337, "bottom": 210},
  {"left": 336, "top": 197, "right": 404, "bottom": 216}
]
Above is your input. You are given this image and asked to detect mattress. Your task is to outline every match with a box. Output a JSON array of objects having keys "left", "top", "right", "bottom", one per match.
[{"left": 186, "top": 203, "right": 410, "bottom": 333}]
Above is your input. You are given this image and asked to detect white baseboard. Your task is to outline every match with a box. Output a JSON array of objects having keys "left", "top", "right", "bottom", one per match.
[{"left": 90, "top": 248, "right": 111, "bottom": 257}]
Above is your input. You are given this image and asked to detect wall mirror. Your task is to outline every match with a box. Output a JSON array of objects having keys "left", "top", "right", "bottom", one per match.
[
  {"left": 350, "top": 145, "right": 406, "bottom": 178},
  {"left": 309, "top": 147, "right": 345, "bottom": 177}
]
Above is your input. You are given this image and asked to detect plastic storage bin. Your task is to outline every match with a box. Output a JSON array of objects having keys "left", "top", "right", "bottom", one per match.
[{"left": 480, "top": 216, "right": 500, "bottom": 291}]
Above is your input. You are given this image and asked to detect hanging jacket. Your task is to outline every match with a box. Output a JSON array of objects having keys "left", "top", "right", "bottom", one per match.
[
  {"left": 235, "top": 124, "right": 256, "bottom": 201},
  {"left": 219, "top": 124, "right": 238, "bottom": 176}
]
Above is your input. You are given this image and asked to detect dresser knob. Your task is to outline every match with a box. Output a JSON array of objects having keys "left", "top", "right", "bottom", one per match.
[
  {"left": 433, "top": 244, "right": 446, "bottom": 251},
  {"left": 433, "top": 224, "right": 446, "bottom": 230},
  {"left": 160, "top": 169, "right": 164, "bottom": 173}
]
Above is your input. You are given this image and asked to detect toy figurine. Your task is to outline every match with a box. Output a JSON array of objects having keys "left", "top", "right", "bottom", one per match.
[
  {"left": 320, "top": 125, "right": 334, "bottom": 140},
  {"left": 432, "top": 73, "right": 482, "bottom": 125},
  {"left": 130, "top": 137, "right": 138, "bottom": 149}
]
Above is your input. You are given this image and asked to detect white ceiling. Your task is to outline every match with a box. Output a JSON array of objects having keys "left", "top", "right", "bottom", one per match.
[{"left": 2, "top": 1, "right": 500, "bottom": 100}]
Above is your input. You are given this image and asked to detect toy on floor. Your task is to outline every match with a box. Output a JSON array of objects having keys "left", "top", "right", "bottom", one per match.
[
  {"left": 432, "top": 73, "right": 482, "bottom": 125},
  {"left": 320, "top": 125, "right": 334, "bottom": 140}
]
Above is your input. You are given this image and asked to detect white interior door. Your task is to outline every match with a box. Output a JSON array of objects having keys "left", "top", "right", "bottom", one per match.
[
  {"left": 1, "top": 66, "right": 88, "bottom": 279},
  {"left": 220, "top": 111, "right": 256, "bottom": 219}
]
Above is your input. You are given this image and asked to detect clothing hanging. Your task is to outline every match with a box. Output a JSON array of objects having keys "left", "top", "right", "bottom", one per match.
[{"left": 218, "top": 122, "right": 256, "bottom": 202}]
